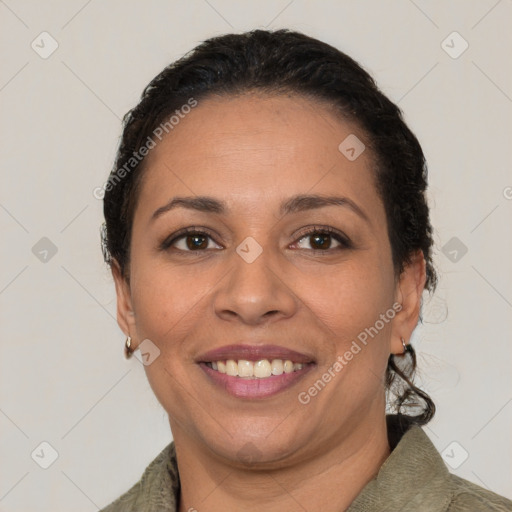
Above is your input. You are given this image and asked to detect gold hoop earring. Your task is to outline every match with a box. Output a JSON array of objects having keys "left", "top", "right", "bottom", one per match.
[
  {"left": 400, "top": 337, "right": 411, "bottom": 355},
  {"left": 124, "top": 336, "right": 134, "bottom": 359}
]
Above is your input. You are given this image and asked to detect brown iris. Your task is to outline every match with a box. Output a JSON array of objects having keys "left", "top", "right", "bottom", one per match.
[
  {"left": 309, "top": 233, "right": 332, "bottom": 250},
  {"left": 186, "top": 234, "right": 208, "bottom": 250}
]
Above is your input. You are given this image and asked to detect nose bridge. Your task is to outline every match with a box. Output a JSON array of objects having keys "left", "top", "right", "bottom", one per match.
[{"left": 213, "top": 241, "right": 296, "bottom": 324}]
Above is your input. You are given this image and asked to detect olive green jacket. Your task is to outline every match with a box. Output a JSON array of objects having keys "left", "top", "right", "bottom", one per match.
[{"left": 100, "top": 418, "right": 511, "bottom": 511}]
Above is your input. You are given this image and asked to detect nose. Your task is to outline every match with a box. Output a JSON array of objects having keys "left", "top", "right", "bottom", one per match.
[{"left": 212, "top": 247, "right": 298, "bottom": 326}]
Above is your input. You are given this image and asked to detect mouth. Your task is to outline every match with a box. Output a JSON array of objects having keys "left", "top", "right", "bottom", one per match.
[
  {"left": 203, "top": 359, "right": 307, "bottom": 378},
  {"left": 196, "top": 344, "right": 316, "bottom": 399}
]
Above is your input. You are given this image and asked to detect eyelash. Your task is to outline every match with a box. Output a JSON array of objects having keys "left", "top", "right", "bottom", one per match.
[
  {"left": 293, "top": 225, "right": 352, "bottom": 252},
  {"left": 159, "top": 225, "right": 352, "bottom": 254}
]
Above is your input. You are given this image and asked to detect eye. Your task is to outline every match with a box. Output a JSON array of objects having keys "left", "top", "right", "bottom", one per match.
[
  {"left": 292, "top": 226, "right": 351, "bottom": 251},
  {"left": 161, "top": 228, "right": 223, "bottom": 252},
  {"left": 160, "top": 226, "right": 351, "bottom": 253}
]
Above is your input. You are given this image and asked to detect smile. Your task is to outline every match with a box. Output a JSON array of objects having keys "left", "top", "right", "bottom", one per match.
[
  {"left": 196, "top": 344, "right": 316, "bottom": 399},
  {"left": 205, "top": 359, "right": 305, "bottom": 379}
]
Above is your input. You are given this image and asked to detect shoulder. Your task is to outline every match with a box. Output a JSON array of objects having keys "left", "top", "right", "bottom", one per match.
[
  {"left": 397, "top": 423, "right": 512, "bottom": 511},
  {"left": 99, "top": 442, "right": 179, "bottom": 512},
  {"left": 446, "top": 475, "right": 512, "bottom": 512},
  {"left": 349, "top": 417, "right": 512, "bottom": 512}
]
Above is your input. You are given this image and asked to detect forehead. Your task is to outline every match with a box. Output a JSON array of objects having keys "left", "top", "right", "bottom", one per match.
[{"left": 135, "top": 93, "right": 380, "bottom": 218}]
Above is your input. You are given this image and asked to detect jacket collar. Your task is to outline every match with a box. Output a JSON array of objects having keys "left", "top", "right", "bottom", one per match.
[{"left": 347, "top": 415, "right": 454, "bottom": 511}]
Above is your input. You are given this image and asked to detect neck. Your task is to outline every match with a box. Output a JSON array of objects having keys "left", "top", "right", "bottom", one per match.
[{"left": 174, "top": 415, "right": 390, "bottom": 512}]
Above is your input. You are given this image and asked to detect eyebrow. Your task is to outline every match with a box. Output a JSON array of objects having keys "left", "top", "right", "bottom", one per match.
[{"left": 150, "top": 194, "right": 369, "bottom": 223}]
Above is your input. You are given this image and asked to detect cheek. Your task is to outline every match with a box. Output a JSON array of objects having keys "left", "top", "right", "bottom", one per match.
[
  {"left": 307, "top": 270, "right": 396, "bottom": 392},
  {"left": 292, "top": 258, "right": 396, "bottom": 338},
  {"left": 128, "top": 261, "right": 219, "bottom": 353},
  {"left": 128, "top": 265, "right": 208, "bottom": 415},
  {"left": 295, "top": 262, "right": 396, "bottom": 404}
]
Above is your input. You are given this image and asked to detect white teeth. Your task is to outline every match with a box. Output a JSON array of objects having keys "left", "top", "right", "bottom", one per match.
[
  {"left": 208, "top": 358, "right": 306, "bottom": 378},
  {"left": 226, "top": 359, "right": 238, "bottom": 376},
  {"left": 254, "top": 359, "right": 272, "bottom": 378},
  {"left": 238, "top": 360, "right": 254, "bottom": 377},
  {"left": 271, "top": 359, "right": 283, "bottom": 375}
]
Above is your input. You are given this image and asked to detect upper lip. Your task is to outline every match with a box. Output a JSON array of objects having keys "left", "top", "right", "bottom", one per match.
[{"left": 196, "top": 344, "right": 315, "bottom": 364}]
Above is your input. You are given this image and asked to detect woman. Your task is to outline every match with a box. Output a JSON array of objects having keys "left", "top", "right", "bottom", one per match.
[{"left": 99, "top": 29, "right": 511, "bottom": 511}]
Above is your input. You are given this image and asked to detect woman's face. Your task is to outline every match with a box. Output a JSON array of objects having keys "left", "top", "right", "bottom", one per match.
[{"left": 113, "top": 93, "right": 424, "bottom": 467}]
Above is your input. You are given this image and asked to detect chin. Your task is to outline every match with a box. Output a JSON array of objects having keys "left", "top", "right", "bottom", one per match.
[{"left": 197, "top": 418, "right": 310, "bottom": 468}]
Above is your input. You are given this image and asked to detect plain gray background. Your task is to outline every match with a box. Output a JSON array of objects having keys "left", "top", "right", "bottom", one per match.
[{"left": 1, "top": 1, "right": 511, "bottom": 510}]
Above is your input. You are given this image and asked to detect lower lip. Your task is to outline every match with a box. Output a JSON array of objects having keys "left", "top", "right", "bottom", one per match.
[{"left": 199, "top": 363, "right": 314, "bottom": 399}]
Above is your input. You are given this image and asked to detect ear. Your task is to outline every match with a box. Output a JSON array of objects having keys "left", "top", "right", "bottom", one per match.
[
  {"left": 390, "top": 250, "right": 427, "bottom": 355},
  {"left": 111, "top": 260, "right": 137, "bottom": 343}
]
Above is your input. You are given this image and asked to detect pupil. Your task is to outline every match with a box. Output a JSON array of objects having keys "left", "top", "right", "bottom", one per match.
[
  {"left": 187, "top": 235, "right": 207, "bottom": 250},
  {"left": 312, "top": 234, "right": 330, "bottom": 250}
]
